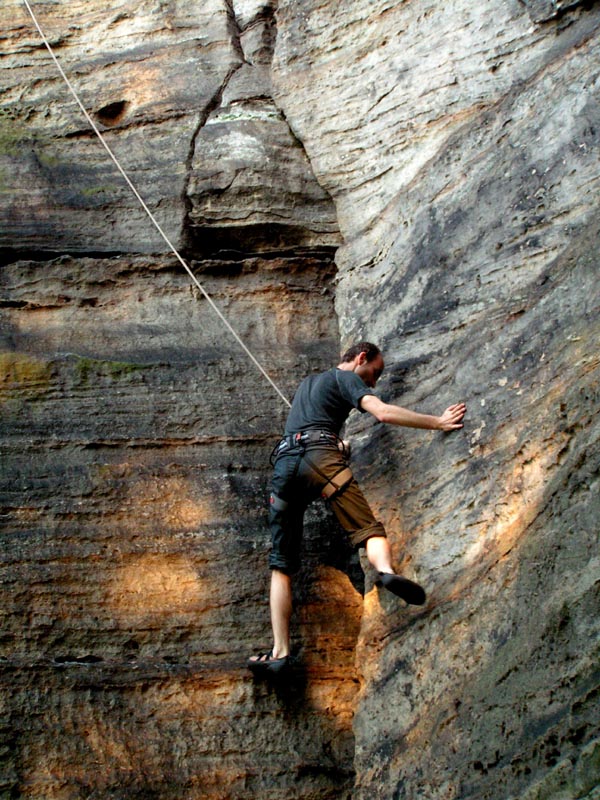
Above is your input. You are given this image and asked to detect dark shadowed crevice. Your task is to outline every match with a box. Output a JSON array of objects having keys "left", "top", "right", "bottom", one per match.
[
  {"left": 183, "top": 222, "right": 338, "bottom": 262},
  {"left": 0, "top": 247, "right": 127, "bottom": 266},
  {"left": 222, "top": 0, "right": 246, "bottom": 62},
  {"left": 94, "top": 100, "right": 129, "bottom": 127},
  {"left": 519, "top": 0, "right": 599, "bottom": 23}
]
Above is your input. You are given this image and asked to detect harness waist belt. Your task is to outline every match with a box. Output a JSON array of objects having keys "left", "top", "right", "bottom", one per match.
[
  {"left": 278, "top": 430, "right": 339, "bottom": 451},
  {"left": 270, "top": 430, "right": 347, "bottom": 465}
]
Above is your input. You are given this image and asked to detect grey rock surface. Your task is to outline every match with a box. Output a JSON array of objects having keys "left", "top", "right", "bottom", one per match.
[
  {"left": 1, "top": 0, "right": 599, "bottom": 799},
  {"left": 2, "top": 0, "right": 233, "bottom": 255},
  {"left": 185, "top": 2, "right": 340, "bottom": 257},
  {"left": 273, "top": 0, "right": 600, "bottom": 798}
]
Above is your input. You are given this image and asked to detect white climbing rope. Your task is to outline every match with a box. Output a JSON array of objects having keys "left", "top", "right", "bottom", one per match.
[{"left": 21, "top": 0, "right": 292, "bottom": 409}]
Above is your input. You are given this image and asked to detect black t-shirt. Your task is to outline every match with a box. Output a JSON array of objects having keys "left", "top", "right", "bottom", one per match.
[{"left": 284, "top": 368, "right": 374, "bottom": 436}]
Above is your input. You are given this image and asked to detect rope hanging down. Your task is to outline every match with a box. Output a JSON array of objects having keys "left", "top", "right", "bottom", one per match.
[{"left": 22, "top": 0, "right": 292, "bottom": 409}]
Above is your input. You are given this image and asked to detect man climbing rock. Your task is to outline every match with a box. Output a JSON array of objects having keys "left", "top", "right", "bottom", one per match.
[{"left": 248, "top": 342, "right": 466, "bottom": 675}]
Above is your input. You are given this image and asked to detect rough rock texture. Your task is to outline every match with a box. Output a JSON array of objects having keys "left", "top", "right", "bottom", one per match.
[
  {"left": 272, "top": 1, "right": 600, "bottom": 798},
  {"left": 1, "top": 2, "right": 355, "bottom": 799},
  {"left": 0, "top": 0, "right": 338, "bottom": 259},
  {"left": 2, "top": 0, "right": 600, "bottom": 799},
  {"left": 0, "top": 254, "right": 358, "bottom": 800},
  {"left": 185, "top": 0, "right": 339, "bottom": 256}
]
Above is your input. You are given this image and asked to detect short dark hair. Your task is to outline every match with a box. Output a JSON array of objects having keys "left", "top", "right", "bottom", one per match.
[{"left": 340, "top": 341, "right": 381, "bottom": 363}]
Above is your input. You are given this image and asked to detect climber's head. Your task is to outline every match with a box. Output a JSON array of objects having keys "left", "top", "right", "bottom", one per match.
[{"left": 339, "top": 342, "right": 384, "bottom": 388}]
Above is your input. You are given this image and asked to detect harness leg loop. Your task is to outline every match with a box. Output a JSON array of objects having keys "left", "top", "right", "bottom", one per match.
[{"left": 321, "top": 466, "right": 354, "bottom": 500}]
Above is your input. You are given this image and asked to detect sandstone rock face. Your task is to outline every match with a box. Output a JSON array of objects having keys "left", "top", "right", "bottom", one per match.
[
  {"left": 2, "top": 1, "right": 599, "bottom": 799},
  {"left": 185, "top": 0, "right": 339, "bottom": 257},
  {"left": 0, "top": 253, "right": 357, "bottom": 800},
  {"left": 1, "top": 0, "right": 339, "bottom": 259},
  {"left": 1, "top": 2, "right": 353, "bottom": 799},
  {"left": 2, "top": 0, "right": 231, "bottom": 256},
  {"left": 272, "top": 1, "right": 600, "bottom": 798}
]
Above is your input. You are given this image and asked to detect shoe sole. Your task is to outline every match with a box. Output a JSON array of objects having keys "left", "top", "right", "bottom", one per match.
[
  {"left": 247, "top": 657, "right": 290, "bottom": 676},
  {"left": 377, "top": 573, "right": 426, "bottom": 605}
]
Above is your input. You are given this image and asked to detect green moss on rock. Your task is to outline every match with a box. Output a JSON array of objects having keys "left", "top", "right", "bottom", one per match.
[
  {"left": 72, "top": 355, "right": 151, "bottom": 385},
  {"left": 0, "top": 352, "right": 51, "bottom": 397}
]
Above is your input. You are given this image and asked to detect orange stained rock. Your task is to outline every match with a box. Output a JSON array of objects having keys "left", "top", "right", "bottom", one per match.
[
  {"left": 119, "top": 475, "right": 214, "bottom": 533},
  {"left": 467, "top": 422, "right": 572, "bottom": 571},
  {"left": 108, "top": 553, "right": 205, "bottom": 622}
]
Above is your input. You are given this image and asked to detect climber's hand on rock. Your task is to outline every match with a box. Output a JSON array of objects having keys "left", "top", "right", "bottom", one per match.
[{"left": 437, "top": 403, "right": 466, "bottom": 431}]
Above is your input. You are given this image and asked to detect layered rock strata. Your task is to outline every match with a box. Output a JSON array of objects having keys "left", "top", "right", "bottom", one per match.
[
  {"left": 2, "top": 0, "right": 600, "bottom": 799},
  {"left": 1, "top": 0, "right": 338, "bottom": 259},
  {"left": 1, "top": 2, "right": 358, "bottom": 799},
  {"left": 0, "top": 253, "right": 358, "bottom": 800}
]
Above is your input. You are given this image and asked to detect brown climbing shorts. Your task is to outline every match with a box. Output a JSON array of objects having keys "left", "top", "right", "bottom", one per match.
[{"left": 268, "top": 442, "right": 386, "bottom": 574}]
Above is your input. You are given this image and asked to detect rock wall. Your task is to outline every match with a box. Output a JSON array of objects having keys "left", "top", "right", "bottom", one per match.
[
  {"left": 0, "top": 253, "right": 357, "bottom": 800},
  {"left": 1, "top": 1, "right": 599, "bottom": 799},
  {"left": 1, "top": 2, "right": 356, "bottom": 799},
  {"left": 272, "top": 1, "right": 600, "bottom": 798}
]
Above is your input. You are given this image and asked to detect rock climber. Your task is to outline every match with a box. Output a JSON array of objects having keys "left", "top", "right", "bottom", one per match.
[{"left": 248, "top": 342, "right": 466, "bottom": 675}]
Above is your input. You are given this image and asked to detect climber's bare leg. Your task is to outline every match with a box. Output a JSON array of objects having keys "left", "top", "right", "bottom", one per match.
[
  {"left": 366, "top": 535, "right": 426, "bottom": 605},
  {"left": 247, "top": 569, "right": 292, "bottom": 670},
  {"left": 365, "top": 535, "right": 394, "bottom": 573},
  {"left": 269, "top": 569, "right": 292, "bottom": 658}
]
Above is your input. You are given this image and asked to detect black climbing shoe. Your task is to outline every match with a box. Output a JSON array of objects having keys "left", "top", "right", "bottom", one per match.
[
  {"left": 376, "top": 572, "right": 426, "bottom": 605},
  {"left": 247, "top": 650, "right": 291, "bottom": 676}
]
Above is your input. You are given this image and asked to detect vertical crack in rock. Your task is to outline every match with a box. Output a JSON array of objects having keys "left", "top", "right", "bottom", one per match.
[
  {"left": 180, "top": 0, "right": 251, "bottom": 253},
  {"left": 223, "top": 0, "right": 247, "bottom": 63},
  {"left": 181, "top": 62, "right": 244, "bottom": 249},
  {"left": 182, "top": 0, "right": 341, "bottom": 259},
  {"left": 266, "top": 0, "right": 342, "bottom": 255}
]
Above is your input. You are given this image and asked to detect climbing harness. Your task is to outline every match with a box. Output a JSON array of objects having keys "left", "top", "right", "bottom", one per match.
[
  {"left": 269, "top": 430, "right": 348, "bottom": 465},
  {"left": 269, "top": 430, "right": 353, "bottom": 500},
  {"left": 318, "top": 464, "right": 353, "bottom": 500},
  {"left": 21, "top": 0, "right": 291, "bottom": 410}
]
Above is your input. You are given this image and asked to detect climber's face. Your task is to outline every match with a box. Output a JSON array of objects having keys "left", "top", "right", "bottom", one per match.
[{"left": 355, "top": 352, "right": 384, "bottom": 388}]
